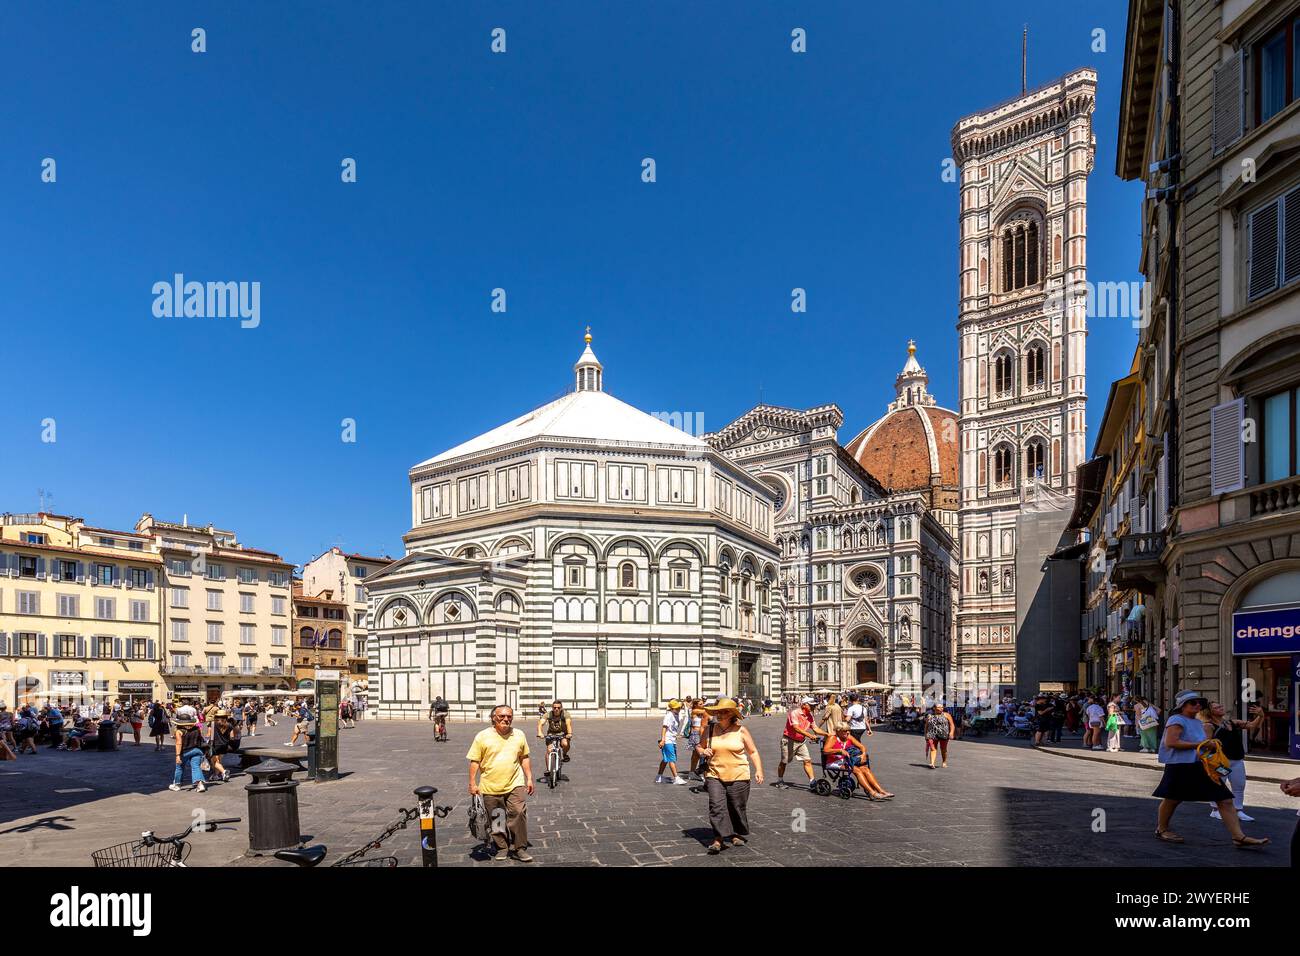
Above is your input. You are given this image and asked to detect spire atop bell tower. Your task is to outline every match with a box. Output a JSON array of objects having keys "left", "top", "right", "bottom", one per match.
[{"left": 574, "top": 326, "right": 603, "bottom": 392}]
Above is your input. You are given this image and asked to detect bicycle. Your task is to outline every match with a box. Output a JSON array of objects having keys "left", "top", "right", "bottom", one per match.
[
  {"left": 275, "top": 786, "right": 452, "bottom": 867},
  {"left": 542, "top": 733, "right": 567, "bottom": 789},
  {"left": 92, "top": 816, "right": 242, "bottom": 867}
]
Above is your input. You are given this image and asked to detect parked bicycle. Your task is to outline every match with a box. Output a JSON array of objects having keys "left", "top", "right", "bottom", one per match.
[
  {"left": 92, "top": 816, "right": 242, "bottom": 867},
  {"left": 543, "top": 733, "right": 566, "bottom": 789}
]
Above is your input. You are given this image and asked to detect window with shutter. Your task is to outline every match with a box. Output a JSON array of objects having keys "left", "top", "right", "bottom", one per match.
[
  {"left": 1248, "top": 199, "right": 1281, "bottom": 301},
  {"left": 1211, "top": 50, "right": 1244, "bottom": 155},
  {"left": 1284, "top": 186, "right": 1300, "bottom": 286},
  {"left": 1210, "top": 398, "right": 1246, "bottom": 494}
]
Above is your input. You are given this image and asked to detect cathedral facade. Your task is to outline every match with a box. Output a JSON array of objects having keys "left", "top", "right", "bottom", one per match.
[
  {"left": 950, "top": 69, "right": 1096, "bottom": 696},
  {"left": 712, "top": 344, "right": 959, "bottom": 703}
]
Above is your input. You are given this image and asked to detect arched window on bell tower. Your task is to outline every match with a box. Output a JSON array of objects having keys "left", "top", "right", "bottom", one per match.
[
  {"left": 992, "top": 444, "right": 1014, "bottom": 487},
  {"left": 1025, "top": 440, "right": 1046, "bottom": 481},
  {"left": 999, "top": 213, "right": 1043, "bottom": 293},
  {"left": 1025, "top": 341, "right": 1046, "bottom": 389}
]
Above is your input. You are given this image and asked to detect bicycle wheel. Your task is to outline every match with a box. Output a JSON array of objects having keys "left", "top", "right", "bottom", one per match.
[{"left": 547, "top": 750, "right": 559, "bottom": 788}]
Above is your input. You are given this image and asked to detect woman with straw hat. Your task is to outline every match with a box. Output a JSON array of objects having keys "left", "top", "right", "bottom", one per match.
[
  {"left": 168, "top": 714, "right": 208, "bottom": 793},
  {"left": 697, "top": 698, "right": 763, "bottom": 855}
]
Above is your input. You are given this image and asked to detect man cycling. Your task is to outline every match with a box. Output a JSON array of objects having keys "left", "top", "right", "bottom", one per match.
[
  {"left": 431, "top": 695, "right": 450, "bottom": 740},
  {"left": 536, "top": 700, "right": 573, "bottom": 768}
]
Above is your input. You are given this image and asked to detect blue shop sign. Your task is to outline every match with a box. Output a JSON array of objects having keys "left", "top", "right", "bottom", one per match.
[{"left": 1231, "top": 605, "right": 1300, "bottom": 656}]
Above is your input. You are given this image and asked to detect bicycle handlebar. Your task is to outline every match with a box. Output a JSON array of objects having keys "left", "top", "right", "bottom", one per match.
[{"left": 144, "top": 816, "right": 243, "bottom": 845}]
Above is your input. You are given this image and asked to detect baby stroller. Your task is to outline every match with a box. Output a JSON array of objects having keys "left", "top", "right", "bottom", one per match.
[{"left": 1007, "top": 714, "right": 1033, "bottom": 738}]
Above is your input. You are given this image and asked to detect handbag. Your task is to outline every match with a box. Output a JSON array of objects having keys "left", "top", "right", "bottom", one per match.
[
  {"left": 1195, "top": 739, "right": 1232, "bottom": 785},
  {"left": 693, "top": 720, "right": 716, "bottom": 784},
  {"left": 468, "top": 794, "right": 490, "bottom": 843}
]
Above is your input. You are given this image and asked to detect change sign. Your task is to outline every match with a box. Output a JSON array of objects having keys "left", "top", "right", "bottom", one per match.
[{"left": 1231, "top": 606, "right": 1300, "bottom": 656}]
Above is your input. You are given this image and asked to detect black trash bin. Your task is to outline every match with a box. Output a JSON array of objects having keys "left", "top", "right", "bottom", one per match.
[
  {"left": 244, "top": 758, "right": 302, "bottom": 855},
  {"left": 97, "top": 720, "right": 118, "bottom": 751}
]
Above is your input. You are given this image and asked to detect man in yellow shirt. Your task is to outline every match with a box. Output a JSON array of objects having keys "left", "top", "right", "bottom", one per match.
[{"left": 467, "top": 704, "right": 535, "bottom": 862}]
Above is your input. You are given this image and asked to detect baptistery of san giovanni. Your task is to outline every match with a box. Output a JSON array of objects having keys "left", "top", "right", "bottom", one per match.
[{"left": 365, "top": 334, "right": 783, "bottom": 718}]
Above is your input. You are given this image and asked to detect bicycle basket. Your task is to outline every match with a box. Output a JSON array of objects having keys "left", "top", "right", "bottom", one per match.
[
  {"left": 334, "top": 856, "right": 398, "bottom": 868},
  {"left": 92, "top": 839, "right": 190, "bottom": 868}
]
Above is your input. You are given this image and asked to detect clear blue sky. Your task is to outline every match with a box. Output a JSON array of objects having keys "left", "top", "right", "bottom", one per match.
[{"left": 2, "top": 1, "right": 1142, "bottom": 566}]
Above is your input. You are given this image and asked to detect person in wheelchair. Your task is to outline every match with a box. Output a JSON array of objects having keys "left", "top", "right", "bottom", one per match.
[{"left": 820, "top": 723, "right": 893, "bottom": 800}]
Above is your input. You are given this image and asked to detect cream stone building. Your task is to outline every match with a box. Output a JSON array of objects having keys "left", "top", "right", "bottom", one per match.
[
  {"left": 1114, "top": 0, "right": 1300, "bottom": 757},
  {"left": 950, "top": 68, "right": 1096, "bottom": 698},
  {"left": 0, "top": 513, "right": 163, "bottom": 707},
  {"left": 366, "top": 334, "right": 783, "bottom": 719},
  {"left": 135, "top": 515, "right": 296, "bottom": 703}
]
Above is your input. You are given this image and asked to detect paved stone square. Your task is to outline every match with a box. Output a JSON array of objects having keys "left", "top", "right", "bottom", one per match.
[{"left": 1, "top": 716, "right": 1295, "bottom": 867}]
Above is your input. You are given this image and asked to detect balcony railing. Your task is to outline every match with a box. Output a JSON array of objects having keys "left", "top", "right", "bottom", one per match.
[
  {"left": 1250, "top": 476, "right": 1300, "bottom": 517},
  {"left": 1110, "top": 532, "right": 1166, "bottom": 594}
]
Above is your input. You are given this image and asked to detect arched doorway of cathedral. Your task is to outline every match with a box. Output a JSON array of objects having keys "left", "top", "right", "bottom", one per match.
[{"left": 843, "top": 628, "right": 881, "bottom": 687}]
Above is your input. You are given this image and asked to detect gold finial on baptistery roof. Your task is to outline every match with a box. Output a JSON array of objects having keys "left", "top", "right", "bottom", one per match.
[
  {"left": 908, "top": 339, "right": 916, "bottom": 355},
  {"left": 585, "top": 326, "right": 592, "bottom": 345}
]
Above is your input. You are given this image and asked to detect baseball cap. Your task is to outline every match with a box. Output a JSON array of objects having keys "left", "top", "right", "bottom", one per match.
[{"left": 668, "top": 699, "right": 682, "bottom": 709}]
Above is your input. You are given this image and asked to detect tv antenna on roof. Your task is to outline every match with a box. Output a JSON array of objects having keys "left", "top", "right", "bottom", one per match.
[{"left": 38, "top": 489, "right": 53, "bottom": 512}]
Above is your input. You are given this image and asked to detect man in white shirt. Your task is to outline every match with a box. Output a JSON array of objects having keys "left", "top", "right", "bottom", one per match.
[
  {"left": 656, "top": 700, "right": 689, "bottom": 785},
  {"left": 845, "top": 694, "right": 871, "bottom": 744}
]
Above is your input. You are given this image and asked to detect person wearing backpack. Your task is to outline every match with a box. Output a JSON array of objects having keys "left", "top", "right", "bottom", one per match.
[
  {"left": 148, "top": 702, "right": 169, "bottom": 751},
  {"left": 168, "top": 716, "right": 208, "bottom": 792}
]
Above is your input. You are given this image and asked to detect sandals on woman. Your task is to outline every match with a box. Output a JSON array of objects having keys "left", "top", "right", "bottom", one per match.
[
  {"left": 1232, "top": 835, "right": 1268, "bottom": 848},
  {"left": 1154, "top": 829, "right": 1184, "bottom": 843},
  {"left": 706, "top": 841, "right": 723, "bottom": 855},
  {"left": 730, "top": 836, "right": 747, "bottom": 847}
]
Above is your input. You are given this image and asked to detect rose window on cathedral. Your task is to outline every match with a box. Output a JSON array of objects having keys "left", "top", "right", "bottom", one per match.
[{"left": 853, "top": 568, "right": 881, "bottom": 591}]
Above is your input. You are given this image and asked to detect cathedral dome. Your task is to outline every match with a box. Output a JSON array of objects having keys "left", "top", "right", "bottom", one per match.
[{"left": 844, "top": 341, "right": 958, "bottom": 493}]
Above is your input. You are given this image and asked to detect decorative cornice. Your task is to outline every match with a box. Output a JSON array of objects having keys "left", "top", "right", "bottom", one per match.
[{"left": 951, "top": 68, "right": 1097, "bottom": 165}]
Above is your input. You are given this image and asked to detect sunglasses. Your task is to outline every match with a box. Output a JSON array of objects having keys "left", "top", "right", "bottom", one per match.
[{"left": 493, "top": 715, "right": 514, "bottom": 722}]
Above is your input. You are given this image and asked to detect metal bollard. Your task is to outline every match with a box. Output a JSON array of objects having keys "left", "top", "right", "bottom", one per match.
[
  {"left": 306, "top": 730, "right": 317, "bottom": 781},
  {"left": 414, "top": 786, "right": 452, "bottom": 867}
]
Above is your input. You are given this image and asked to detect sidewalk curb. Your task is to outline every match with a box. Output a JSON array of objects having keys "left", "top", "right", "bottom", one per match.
[{"left": 1035, "top": 746, "right": 1296, "bottom": 784}]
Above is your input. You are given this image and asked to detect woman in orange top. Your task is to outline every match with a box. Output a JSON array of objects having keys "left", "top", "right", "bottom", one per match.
[{"left": 697, "top": 697, "right": 764, "bottom": 854}]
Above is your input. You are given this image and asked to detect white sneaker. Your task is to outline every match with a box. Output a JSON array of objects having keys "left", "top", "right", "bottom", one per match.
[
  {"left": 672, "top": 777, "right": 690, "bottom": 785},
  {"left": 196, "top": 782, "right": 207, "bottom": 793},
  {"left": 654, "top": 775, "right": 665, "bottom": 784},
  {"left": 1209, "top": 809, "right": 1222, "bottom": 820},
  {"left": 168, "top": 783, "right": 181, "bottom": 792},
  {"left": 1237, "top": 811, "right": 1254, "bottom": 822}
]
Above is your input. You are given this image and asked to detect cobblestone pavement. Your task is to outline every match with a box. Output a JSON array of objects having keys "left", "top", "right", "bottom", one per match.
[{"left": 1, "top": 716, "right": 1295, "bottom": 867}]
